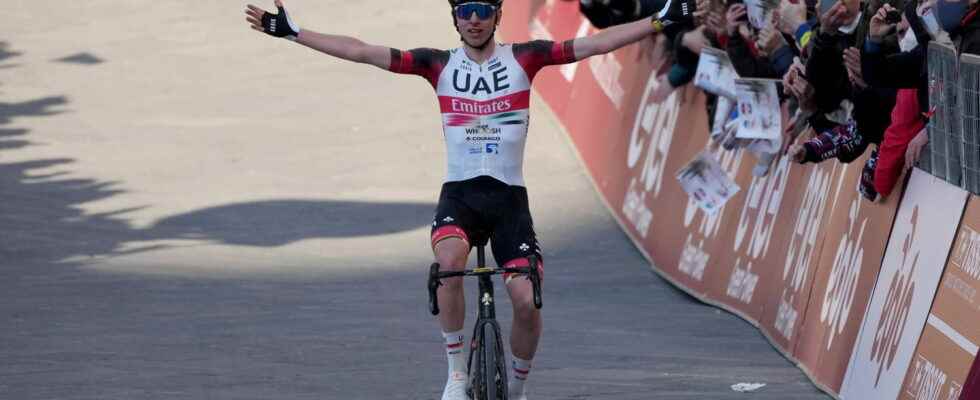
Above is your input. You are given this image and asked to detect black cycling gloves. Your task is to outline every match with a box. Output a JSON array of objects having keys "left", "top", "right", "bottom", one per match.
[{"left": 261, "top": 5, "right": 300, "bottom": 40}]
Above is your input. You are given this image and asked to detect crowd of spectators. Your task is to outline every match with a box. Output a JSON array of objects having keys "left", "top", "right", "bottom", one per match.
[{"left": 576, "top": 0, "right": 980, "bottom": 201}]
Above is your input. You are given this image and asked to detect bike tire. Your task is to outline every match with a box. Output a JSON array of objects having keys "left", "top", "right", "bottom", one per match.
[{"left": 482, "top": 323, "right": 507, "bottom": 400}]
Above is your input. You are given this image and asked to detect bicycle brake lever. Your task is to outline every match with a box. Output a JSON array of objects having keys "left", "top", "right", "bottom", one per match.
[
  {"left": 527, "top": 255, "right": 543, "bottom": 310},
  {"left": 428, "top": 263, "right": 441, "bottom": 315}
]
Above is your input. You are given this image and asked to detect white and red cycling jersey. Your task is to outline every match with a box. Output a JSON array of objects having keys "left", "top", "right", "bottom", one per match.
[{"left": 389, "top": 40, "right": 576, "bottom": 187}]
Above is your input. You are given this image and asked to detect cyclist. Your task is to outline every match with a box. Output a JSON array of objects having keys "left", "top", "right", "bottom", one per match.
[{"left": 245, "top": 1, "right": 690, "bottom": 398}]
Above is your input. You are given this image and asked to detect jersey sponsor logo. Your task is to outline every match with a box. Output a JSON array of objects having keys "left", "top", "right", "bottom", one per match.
[
  {"left": 452, "top": 67, "right": 511, "bottom": 95},
  {"left": 440, "top": 91, "right": 531, "bottom": 116},
  {"left": 453, "top": 98, "right": 512, "bottom": 114},
  {"left": 486, "top": 143, "right": 499, "bottom": 154},
  {"left": 465, "top": 126, "right": 502, "bottom": 135}
]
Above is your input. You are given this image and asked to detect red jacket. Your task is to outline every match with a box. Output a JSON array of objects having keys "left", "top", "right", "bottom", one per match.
[{"left": 874, "top": 89, "right": 926, "bottom": 197}]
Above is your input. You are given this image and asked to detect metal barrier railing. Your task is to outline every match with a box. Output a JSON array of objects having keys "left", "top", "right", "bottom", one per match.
[
  {"left": 961, "top": 52, "right": 980, "bottom": 194},
  {"left": 922, "top": 41, "right": 980, "bottom": 194}
]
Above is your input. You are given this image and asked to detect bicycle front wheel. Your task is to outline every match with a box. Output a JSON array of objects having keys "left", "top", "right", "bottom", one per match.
[{"left": 481, "top": 323, "right": 508, "bottom": 400}]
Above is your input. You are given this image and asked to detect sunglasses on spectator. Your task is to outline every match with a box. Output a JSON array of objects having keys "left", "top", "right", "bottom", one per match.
[{"left": 454, "top": 3, "right": 498, "bottom": 20}]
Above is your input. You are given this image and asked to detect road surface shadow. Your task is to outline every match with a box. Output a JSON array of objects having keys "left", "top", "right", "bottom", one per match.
[{"left": 141, "top": 199, "right": 435, "bottom": 246}]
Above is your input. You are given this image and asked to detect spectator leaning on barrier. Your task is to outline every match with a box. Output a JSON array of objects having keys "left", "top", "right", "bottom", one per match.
[
  {"left": 861, "top": 0, "right": 980, "bottom": 198},
  {"left": 781, "top": 0, "right": 901, "bottom": 201},
  {"left": 861, "top": 0, "right": 934, "bottom": 199},
  {"left": 803, "top": 0, "right": 900, "bottom": 161}
]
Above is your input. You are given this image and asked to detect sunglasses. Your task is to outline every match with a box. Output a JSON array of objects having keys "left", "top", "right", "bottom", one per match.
[{"left": 454, "top": 3, "right": 498, "bottom": 20}]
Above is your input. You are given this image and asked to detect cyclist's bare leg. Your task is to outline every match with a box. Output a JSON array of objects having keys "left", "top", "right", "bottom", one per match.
[
  {"left": 433, "top": 237, "right": 469, "bottom": 399},
  {"left": 433, "top": 237, "right": 470, "bottom": 332},
  {"left": 505, "top": 276, "right": 541, "bottom": 360}
]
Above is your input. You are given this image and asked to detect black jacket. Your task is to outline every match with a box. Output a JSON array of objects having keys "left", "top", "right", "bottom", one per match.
[
  {"left": 861, "top": 0, "right": 933, "bottom": 115},
  {"left": 953, "top": 6, "right": 980, "bottom": 55},
  {"left": 806, "top": 19, "right": 897, "bottom": 145}
]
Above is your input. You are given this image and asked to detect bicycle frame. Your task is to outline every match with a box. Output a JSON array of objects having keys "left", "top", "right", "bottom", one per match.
[{"left": 426, "top": 244, "right": 541, "bottom": 400}]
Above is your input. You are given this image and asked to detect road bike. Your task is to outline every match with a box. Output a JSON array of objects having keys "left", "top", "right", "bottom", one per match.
[{"left": 427, "top": 238, "right": 542, "bottom": 400}]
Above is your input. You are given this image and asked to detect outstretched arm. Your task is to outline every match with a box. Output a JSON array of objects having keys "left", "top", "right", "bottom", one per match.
[
  {"left": 573, "top": 0, "right": 696, "bottom": 60},
  {"left": 572, "top": 17, "right": 658, "bottom": 60},
  {"left": 245, "top": 1, "right": 391, "bottom": 70},
  {"left": 295, "top": 31, "right": 392, "bottom": 70}
]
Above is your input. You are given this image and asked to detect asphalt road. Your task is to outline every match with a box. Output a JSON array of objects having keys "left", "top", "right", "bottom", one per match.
[{"left": 1, "top": 1, "right": 829, "bottom": 399}]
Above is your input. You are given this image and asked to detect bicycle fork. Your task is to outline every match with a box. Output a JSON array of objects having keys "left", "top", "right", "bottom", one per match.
[{"left": 467, "top": 245, "right": 508, "bottom": 400}]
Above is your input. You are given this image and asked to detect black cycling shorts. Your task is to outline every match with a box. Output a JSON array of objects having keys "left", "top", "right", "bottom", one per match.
[{"left": 430, "top": 176, "right": 543, "bottom": 277}]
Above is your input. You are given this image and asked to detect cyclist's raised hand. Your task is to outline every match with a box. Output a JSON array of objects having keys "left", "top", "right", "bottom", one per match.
[{"left": 245, "top": 0, "right": 300, "bottom": 40}]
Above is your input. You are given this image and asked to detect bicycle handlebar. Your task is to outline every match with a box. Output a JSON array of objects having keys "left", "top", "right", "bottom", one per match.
[{"left": 427, "top": 257, "right": 543, "bottom": 316}]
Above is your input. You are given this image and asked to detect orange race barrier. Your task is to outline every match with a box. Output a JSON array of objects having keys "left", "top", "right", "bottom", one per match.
[{"left": 502, "top": 2, "right": 980, "bottom": 398}]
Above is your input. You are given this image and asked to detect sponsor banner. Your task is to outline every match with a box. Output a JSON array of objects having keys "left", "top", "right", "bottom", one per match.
[
  {"left": 753, "top": 159, "right": 842, "bottom": 350},
  {"left": 614, "top": 84, "right": 720, "bottom": 295},
  {"left": 699, "top": 151, "right": 798, "bottom": 321},
  {"left": 899, "top": 326, "right": 969, "bottom": 400},
  {"left": 898, "top": 195, "right": 980, "bottom": 400},
  {"left": 841, "top": 170, "right": 969, "bottom": 400},
  {"left": 792, "top": 152, "right": 902, "bottom": 392}
]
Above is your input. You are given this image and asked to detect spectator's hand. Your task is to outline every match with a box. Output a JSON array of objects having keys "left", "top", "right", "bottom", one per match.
[
  {"left": 917, "top": 0, "right": 937, "bottom": 18},
  {"left": 843, "top": 47, "right": 868, "bottom": 89},
  {"left": 777, "top": 0, "right": 808, "bottom": 35},
  {"left": 784, "top": 58, "right": 817, "bottom": 112},
  {"left": 246, "top": 0, "right": 300, "bottom": 40},
  {"left": 695, "top": 0, "right": 711, "bottom": 25},
  {"left": 726, "top": 4, "right": 748, "bottom": 36},
  {"left": 868, "top": 4, "right": 898, "bottom": 43},
  {"left": 682, "top": 26, "right": 709, "bottom": 54},
  {"left": 905, "top": 127, "right": 929, "bottom": 171},
  {"left": 707, "top": 6, "right": 726, "bottom": 35},
  {"left": 757, "top": 23, "right": 788, "bottom": 55},
  {"left": 819, "top": 1, "right": 851, "bottom": 34},
  {"left": 788, "top": 144, "right": 807, "bottom": 163}
]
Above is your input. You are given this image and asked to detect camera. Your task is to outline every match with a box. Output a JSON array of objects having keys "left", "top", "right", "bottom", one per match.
[{"left": 884, "top": 9, "right": 902, "bottom": 24}]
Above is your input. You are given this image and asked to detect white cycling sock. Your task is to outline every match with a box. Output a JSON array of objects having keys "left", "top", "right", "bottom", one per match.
[
  {"left": 443, "top": 329, "right": 467, "bottom": 378},
  {"left": 509, "top": 356, "right": 532, "bottom": 397}
]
